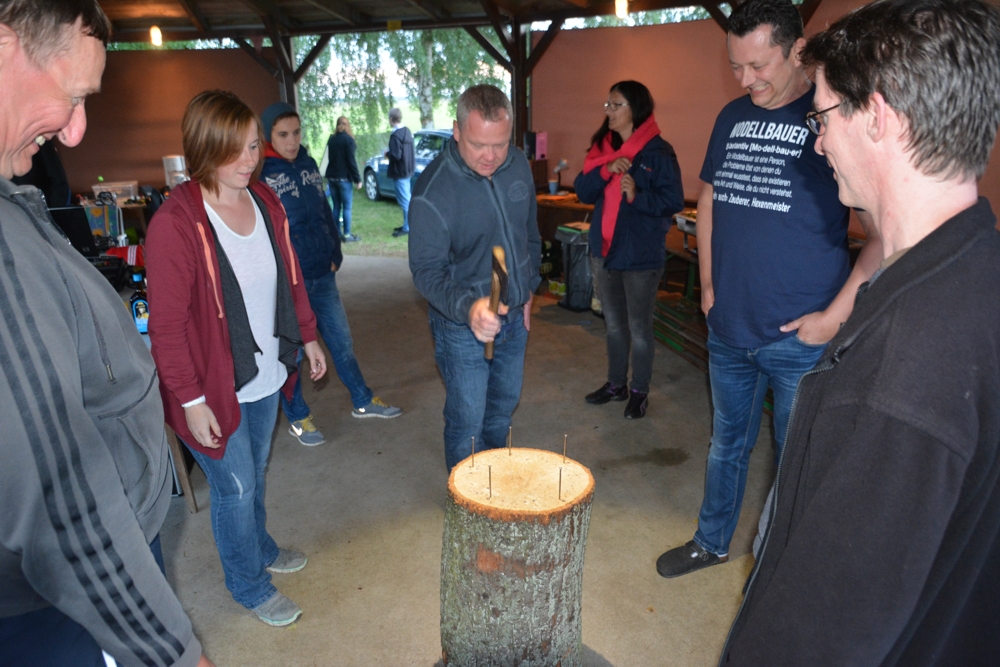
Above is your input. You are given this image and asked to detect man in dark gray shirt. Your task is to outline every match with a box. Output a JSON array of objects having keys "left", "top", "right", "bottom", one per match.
[{"left": 409, "top": 85, "right": 541, "bottom": 470}]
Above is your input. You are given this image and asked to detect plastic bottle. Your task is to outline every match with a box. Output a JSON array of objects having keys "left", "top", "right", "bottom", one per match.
[{"left": 129, "top": 272, "right": 149, "bottom": 334}]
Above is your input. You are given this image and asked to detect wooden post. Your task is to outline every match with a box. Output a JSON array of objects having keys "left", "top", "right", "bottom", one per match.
[{"left": 441, "top": 448, "right": 595, "bottom": 666}]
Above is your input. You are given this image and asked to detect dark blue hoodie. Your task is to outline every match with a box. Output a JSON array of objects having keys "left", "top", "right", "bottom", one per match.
[{"left": 262, "top": 145, "right": 343, "bottom": 280}]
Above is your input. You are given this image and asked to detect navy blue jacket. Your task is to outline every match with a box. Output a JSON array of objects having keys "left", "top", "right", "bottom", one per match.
[
  {"left": 574, "top": 136, "right": 684, "bottom": 271},
  {"left": 262, "top": 145, "right": 343, "bottom": 280},
  {"left": 325, "top": 131, "right": 361, "bottom": 183},
  {"left": 387, "top": 126, "right": 415, "bottom": 179},
  {"left": 409, "top": 139, "right": 541, "bottom": 324}
]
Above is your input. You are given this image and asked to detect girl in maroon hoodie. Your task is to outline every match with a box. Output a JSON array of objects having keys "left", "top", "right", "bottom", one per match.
[{"left": 146, "top": 90, "right": 325, "bottom": 627}]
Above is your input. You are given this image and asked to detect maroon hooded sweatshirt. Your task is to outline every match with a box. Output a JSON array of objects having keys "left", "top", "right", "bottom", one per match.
[{"left": 146, "top": 179, "right": 317, "bottom": 459}]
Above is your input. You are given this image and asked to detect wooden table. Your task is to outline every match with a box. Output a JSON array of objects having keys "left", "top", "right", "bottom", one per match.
[{"left": 536, "top": 194, "right": 593, "bottom": 243}]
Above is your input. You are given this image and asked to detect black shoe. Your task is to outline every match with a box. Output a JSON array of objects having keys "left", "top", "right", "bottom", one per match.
[
  {"left": 392, "top": 229, "right": 409, "bottom": 238},
  {"left": 585, "top": 382, "right": 628, "bottom": 405},
  {"left": 624, "top": 390, "right": 648, "bottom": 419},
  {"left": 393, "top": 226, "right": 404, "bottom": 232},
  {"left": 656, "top": 540, "right": 728, "bottom": 578}
]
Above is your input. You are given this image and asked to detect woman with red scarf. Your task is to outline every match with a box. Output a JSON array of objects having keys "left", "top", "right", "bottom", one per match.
[{"left": 575, "top": 81, "right": 684, "bottom": 419}]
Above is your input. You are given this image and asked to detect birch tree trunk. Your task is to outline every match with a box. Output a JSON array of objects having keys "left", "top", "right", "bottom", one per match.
[
  {"left": 418, "top": 30, "right": 435, "bottom": 129},
  {"left": 441, "top": 448, "right": 595, "bottom": 667}
]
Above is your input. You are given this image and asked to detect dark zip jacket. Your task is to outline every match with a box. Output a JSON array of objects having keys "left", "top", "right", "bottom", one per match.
[
  {"left": 573, "top": 135, "right": 684, "bottom": 271},
  {"left": 387, "top": 126, "right": 415, "bottom": 180},
  {"left": 0, "top": 179, "right": 200, "bottom": 665},
  {"left": 324, "top": 131, "right": 361, "bottom": 184},
  {"left": 262, "top": 144, "right": 343, "bottom": 280},
  {"left": 722, "top": 198, "right": 1000, "bottom": 666},
  {"left": 409, "top": 138, "right": 542, "bottom": 324}
]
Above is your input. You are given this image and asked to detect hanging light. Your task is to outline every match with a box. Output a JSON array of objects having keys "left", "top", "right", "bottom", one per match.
[
  {"left": 615, "top": 0, "right": 628, "bottom": 20},
  {"left": 150, "top": 25, "right": 162, "bottom": 47}
]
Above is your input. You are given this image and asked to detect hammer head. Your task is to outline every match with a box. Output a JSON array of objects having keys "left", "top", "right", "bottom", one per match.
[{"left": 491, "top": 245, "right": 508, "bottom": 304}]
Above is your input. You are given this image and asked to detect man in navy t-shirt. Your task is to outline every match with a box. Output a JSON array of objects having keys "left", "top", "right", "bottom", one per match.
[{"left": 656, "top": 0, "right": 882, "bottom": 579}]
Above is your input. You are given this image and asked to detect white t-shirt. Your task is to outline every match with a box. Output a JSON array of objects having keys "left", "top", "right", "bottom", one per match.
[{"left": 204, "top": 196, "right": 286, "bottom": 403}]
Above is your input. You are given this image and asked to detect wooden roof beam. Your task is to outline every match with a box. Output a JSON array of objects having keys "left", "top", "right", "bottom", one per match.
[
  {"left": 293, "top": 34, "right": 331, "bottom": 81},
  {"left": 480, "top": 0, "right": 514, "bottom": 56},
  {"left": 463, "top": 26, "right": 512, "bottom": 71},
  {"left": 703, "top": 2, "right": 728, "bottom": 31},
  {"left": 404, "top": 0, "right": 451, "bottom": 21},
  {"left": 176, "top": 0, "right": 211, "bottom": 32},
  {"left": 240, "top": 0, "right": 298, "bottom": 30},
  {"left": 235, "top": 37, "right": 279, "bottom": 77},
  {"left": 525, "top": 19, "right": 562, "bottom": 75},
  {"left": 300, "top": 0, "right": 368, "bottom": 26},
  {"left": 799, "top": 0, "right": 824, "bottom": 26}
]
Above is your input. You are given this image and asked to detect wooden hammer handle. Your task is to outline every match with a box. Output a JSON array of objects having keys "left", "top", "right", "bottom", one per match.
[{"left": 484, "top": 271, "right": 502, "bottom": 360}]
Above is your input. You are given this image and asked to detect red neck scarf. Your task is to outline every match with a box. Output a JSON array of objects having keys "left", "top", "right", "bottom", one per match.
[{"left": 583, "top": 115, "right": 660, "bottom": 255}]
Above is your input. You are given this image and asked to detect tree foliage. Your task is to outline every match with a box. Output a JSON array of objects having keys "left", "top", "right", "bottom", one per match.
[
  {"left": 383, "top": 28, "right": 508, "bottom": 129},
  {"left": 581, "top": 7, "right": 712, "bottom": 28},
  {"left": 293, "top": 28, "right": 508, "bottom": 164}
]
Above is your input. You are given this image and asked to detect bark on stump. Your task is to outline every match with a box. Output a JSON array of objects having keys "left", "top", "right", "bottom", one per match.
[{"left": 441, "top": 447, "right": 595, "bottom": 667}]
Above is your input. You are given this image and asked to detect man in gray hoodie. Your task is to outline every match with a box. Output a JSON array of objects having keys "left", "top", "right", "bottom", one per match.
[
  {"left": 409, "top": 85, "right": 541, "bottom": 470},
  {"left": 0, "top": 2, "right": 208, "bottom": 665}
]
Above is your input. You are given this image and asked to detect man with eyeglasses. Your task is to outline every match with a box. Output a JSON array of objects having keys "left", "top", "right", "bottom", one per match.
[
  {"left": 719, "top": 0, "right": 1000, "bottom": 663},
  {"left": 656, "top": 0, "right": 882, "bottom": 579}
]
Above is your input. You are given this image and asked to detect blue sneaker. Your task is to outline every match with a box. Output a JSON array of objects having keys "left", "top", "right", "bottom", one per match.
[
  {"left": 351, "top": 397, "right": 402, "bottom": 419},
  {"left": 288, "top": 415, "right": 326, "bottom": 446}
]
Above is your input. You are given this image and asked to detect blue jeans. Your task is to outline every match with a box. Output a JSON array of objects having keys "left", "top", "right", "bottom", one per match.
[
  {"left": 330, "top": 179, "right": 354, "bottom": 237},
  {"left": 430, "top": 309, "right": 528, "bottom": 470},
  {"left": 186, "top": 392, "right": 281, "bottom": 609},
  {"left": 694, "top": 329, "right": 827, "bottom": 556},
  {"left": 394, "top": 177, "right": 411, "bottom": 231},
  {"left": 281, "top": 270, "right": 373, "bottom": 420}
]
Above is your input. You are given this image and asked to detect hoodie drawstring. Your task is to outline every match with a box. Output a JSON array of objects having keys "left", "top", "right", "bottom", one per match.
[
  {"left": 283, "top": 217, "right": 298, "bottom": 285},
  {"left": 196, "top": 222, "right": 224, "bottom": 319}
]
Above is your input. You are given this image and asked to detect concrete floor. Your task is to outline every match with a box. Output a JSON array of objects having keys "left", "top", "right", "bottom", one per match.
[{"left": 160, "top": 255, "right": 776, "bottom": 667}]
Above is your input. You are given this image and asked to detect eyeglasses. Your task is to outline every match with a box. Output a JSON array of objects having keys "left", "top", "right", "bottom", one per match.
[
  {"left": 805, "top": 102, "right": 843, "bottom": 135},
  {"left": 604, "top": 101, "right": 629, "bottom": 111}
]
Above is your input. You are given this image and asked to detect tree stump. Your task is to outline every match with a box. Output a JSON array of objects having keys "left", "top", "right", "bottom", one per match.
[{"left": 441, "top": 447, "right": 595, "bottom": 667}]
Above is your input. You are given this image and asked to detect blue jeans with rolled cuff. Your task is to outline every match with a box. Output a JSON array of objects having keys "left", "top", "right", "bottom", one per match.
[
  {"left": 281, "top": 269, "right": 374, "bottom": 421},
  {"left": 693, "top": 328, "right": 827, "bottom": 556},
  {"left": 430, "top": 308, "right": 528, "bottom": 470},
  {"left": 393, "top": 177, "right": 411, "bottom": 232},
  {"left": 186, "top": 391, "right": 282, "bottom": 610}
]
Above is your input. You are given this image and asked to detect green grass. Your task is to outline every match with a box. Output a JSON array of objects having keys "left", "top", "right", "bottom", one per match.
[{"left": 337, "top": 192, "right": 410, "bottom": 259}]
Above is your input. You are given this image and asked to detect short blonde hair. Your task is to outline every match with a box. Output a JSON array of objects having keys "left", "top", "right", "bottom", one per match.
[{"left": 182, "top": 90, "right": 264, "bottom": 195}]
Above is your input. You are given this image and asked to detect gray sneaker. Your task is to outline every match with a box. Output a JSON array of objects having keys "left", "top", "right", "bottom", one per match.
[
  {"left": 253, "top": 592, "right": 302, "bottom": 627},
  {"left": 266, "top": 548, "right": 307, "bottom": 574},
  {"left": 288, "top": 415, "right": 326, "bottom": 446},
  {"left": 351, "top": 397, "right": 402, "bottom": 419}
]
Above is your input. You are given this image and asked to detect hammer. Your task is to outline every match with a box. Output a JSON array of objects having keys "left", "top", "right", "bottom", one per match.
[{"left": 485, "top": 245, "right": 508, "bottom": 360}]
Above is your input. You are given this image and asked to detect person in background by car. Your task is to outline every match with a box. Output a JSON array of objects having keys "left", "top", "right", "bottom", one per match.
[
  {"left": 386, "top": 107, "right": 415, "bottom": 238},
  {"left": 260, "top": 102, "right": 402, "bottom": 448},
  {"left": 324, "top": 116, "right": 361, "bottom": 242}
]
